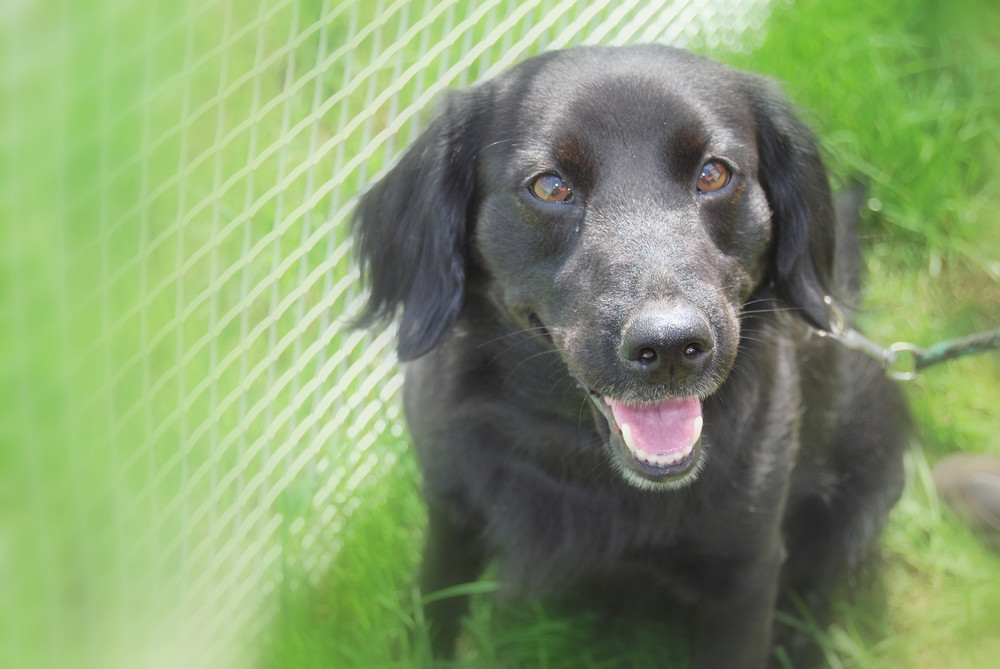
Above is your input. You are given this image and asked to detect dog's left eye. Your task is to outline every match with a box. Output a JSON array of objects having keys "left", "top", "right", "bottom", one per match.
[
  {"left": 529, "top": 173, "right": 573, "bottom": 203},
  {"left": 696, "top": 161, "right": 730, "bottom": 193}
]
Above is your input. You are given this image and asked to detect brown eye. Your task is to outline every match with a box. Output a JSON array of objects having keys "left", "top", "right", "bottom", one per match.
[
  {"left": 696, "top": 161, "right": 730, "bottom": 193},
  {"left": 530, "top": 173, "right": 572, "bottom": 203}
]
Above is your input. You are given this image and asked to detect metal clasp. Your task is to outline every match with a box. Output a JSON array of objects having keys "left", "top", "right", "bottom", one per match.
[
  {"left": 815, "top": 296, "right": 923, "bottom": 382},
  {"left": 886, "top": 342, "right": 923, "bottom": 381}
]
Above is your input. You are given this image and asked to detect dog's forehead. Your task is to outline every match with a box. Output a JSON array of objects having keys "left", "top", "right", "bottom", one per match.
[{"left": 500, "top": 47, "right": 754, "bottom": 148}]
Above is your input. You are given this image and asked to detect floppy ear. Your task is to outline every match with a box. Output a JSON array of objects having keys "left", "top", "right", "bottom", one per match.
[
  {"left": 352, "top": 92, "right": 483, "bottom": 361},
  {"left": 749, "top": 80, "right": 838, "bottom": 331}
]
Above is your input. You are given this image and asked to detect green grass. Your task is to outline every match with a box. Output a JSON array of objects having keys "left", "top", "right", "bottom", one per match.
[
  {"left": 263, "top": 1, "right": 1000, "bottom": 667},
  {"left": 4, "top": 0, "right": 997, "bottom": 667}
]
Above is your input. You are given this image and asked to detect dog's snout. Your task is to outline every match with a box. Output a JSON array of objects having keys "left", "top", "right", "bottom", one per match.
[{"left": 619, "top": 301, "right": 714, "bottom": 385}]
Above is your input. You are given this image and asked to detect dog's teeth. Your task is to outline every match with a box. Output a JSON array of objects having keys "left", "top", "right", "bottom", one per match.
[
  {"left": 691, "top": 415, "right": 703, "bottom": 448},
  {"left": 621, "top": 422, "right": 637, "bottom": 452}
]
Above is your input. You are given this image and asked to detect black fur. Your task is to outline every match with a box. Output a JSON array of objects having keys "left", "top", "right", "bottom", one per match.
[{"left": 353, "top": 45, "right": 907, "bottom": 668}]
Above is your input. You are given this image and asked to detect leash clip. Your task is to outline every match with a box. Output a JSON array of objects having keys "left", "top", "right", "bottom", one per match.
[
  {"left": 886, "top": 342, "right": 922, "bottom": 381},
  {"left": 815, "top": 296, "right": 923, "bottom": 381}
]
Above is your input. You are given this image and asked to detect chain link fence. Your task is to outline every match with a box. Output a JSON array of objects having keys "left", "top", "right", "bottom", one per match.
[{"left": 3, "top": 0, "right": 772, "bottom": 666}]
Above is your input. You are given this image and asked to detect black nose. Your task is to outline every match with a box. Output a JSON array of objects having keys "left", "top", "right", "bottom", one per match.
[{"left": 619, "top": 301, "right": 715, "bottom": 385}]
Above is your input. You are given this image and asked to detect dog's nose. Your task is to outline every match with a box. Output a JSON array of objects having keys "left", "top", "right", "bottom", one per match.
[{"left": 619, "top": 301, "right": 714, "bottom": 385}]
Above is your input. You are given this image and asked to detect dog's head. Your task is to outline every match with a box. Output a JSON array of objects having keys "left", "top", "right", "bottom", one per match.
[{"left": 354, "top": 45, "right": 837, "bottom": 489}]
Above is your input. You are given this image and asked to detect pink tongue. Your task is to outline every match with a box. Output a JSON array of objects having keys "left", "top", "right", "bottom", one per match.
[{"left": 608, "top": 397, "right": 702, "bottom": 455}]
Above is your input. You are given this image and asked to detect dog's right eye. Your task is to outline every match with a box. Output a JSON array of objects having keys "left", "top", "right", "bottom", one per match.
[
  {"left": 696, "top": 161, "right": 730, "bottom": 193},
  {"left": 529, "top": 173, "right": 573, "bottom": 203}
]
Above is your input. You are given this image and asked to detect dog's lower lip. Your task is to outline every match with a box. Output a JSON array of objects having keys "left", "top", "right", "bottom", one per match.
[{"left": 622, "top": 437, "right": 702, "bottom": 479}]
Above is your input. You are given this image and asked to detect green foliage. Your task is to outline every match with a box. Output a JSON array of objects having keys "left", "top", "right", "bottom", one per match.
[
  {"left": 5, "top": 0, "right": 996, "bottom": 666},
  {"left": 726, "top": 0, "right": 1000, "bottom": 276}
]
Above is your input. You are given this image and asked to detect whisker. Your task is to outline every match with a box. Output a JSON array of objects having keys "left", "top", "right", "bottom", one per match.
[
  {"left": 737, "top": 336, "right": 777, "bottom": 352},
  {"left": 740, "top": 296, "right": 775, "bottom": 307},
  {"left": 739, "top": 306, "right": 801, "bottom": 317},
  {"left": 479, "top": 326, "right": 570, "bottom": 363},
  {"left": 476, "top": 326, "right": 551, "bottom": 349},
  {"left": 500, "top": 347, "right": 568, "bottom": 392},
  {"left": 472, "top": 138, "right": 520, "bottom": 161}
]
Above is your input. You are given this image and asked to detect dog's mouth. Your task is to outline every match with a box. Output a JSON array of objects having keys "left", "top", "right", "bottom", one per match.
[
  {"left": 584, "top": 387, "right": 705, "bottom": 488},
  {"left": 526, "top": 310, "right": 708, "bottom": 488}
]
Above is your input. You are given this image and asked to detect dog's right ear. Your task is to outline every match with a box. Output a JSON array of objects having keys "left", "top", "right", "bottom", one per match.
[
  {"left": 746, "top": 77, "right": 838, "bottom": 332},
  {"left": 352, "top": 91, "right": 484, "bottom": 361}
]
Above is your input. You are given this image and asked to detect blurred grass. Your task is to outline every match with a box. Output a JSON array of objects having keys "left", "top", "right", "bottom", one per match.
[
  {"left": 4, "top": 0, "right": 411, "bottom": 666},
  {"left": 2, "top": 0, "right": 998, "bottom": 667}
]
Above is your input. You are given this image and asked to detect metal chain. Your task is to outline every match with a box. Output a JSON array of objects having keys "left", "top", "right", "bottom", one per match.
[{"left": 814, "top": 296, "right": 1000, "bottom": 381}]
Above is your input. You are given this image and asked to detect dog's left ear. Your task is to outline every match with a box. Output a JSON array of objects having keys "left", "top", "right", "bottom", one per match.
[
  {"left": 748, "top": 78, "right": 837, "bottom": 331},
  {"left": 352, "top": 90, "right": 485, "bottom": 361}
]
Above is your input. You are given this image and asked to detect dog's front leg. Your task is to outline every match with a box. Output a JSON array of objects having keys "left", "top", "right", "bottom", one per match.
[
  {"left": 690, "top": 549, "right": 784, "bottom": 669},
  {"left": 419, "top": 502, "right": 488, "bottom": 658}
]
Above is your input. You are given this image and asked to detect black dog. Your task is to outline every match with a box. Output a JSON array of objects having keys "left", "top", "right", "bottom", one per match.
[{"left": 353, "top": 45, "right": 908, "bottom": 668}]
